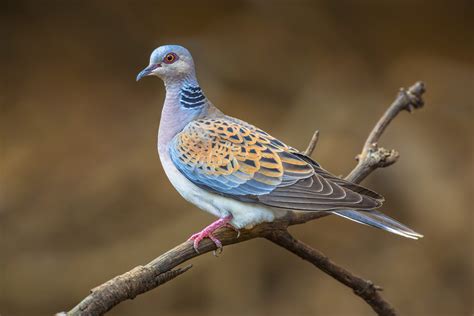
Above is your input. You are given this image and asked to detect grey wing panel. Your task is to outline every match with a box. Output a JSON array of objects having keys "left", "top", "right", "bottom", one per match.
[
  {"left": 292, "top": 152, "right": 384, "bottom": 202},
  {"left": 257, "top": 173, "right": 383, "bottom": 211}
]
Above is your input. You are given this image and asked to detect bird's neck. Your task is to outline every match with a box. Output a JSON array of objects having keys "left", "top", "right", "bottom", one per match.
[{"left": 158, "top": 75, "right": 212, "bottom": 154}]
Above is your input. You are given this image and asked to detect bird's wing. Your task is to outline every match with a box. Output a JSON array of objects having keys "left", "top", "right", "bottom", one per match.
[{"left": 169, "top": 117, "right": 382, "bottom": 211}]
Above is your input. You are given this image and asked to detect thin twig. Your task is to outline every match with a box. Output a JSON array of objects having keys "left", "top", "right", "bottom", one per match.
[
  {"left": 63, "top": 81, "right": 426, "bottom": 316},
  {"left": 346, "top": 82, "right": 425, "bottom": 183},
  {"left": 303, "top": 129, "right": 320, "bottom": 156}
]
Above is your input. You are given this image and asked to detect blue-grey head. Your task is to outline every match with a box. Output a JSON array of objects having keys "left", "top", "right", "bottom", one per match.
[{"left": 136, "top": 45, "right": 196, "bottom": 83}]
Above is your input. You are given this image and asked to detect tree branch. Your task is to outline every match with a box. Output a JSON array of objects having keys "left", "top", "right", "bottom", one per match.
[
  {"left": 346, "top": 82, "right": 425, "bottom": 183},
  {"left": 265, "top": 230, "right": 396, "bottom": 316},
  {"left": 63, "top": 82, "right": 426, "bottom": 316}
]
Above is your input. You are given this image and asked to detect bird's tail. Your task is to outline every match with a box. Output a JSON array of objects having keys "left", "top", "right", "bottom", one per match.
[{"left": 333, "top": 209, "right": 423, "bottom": 239}]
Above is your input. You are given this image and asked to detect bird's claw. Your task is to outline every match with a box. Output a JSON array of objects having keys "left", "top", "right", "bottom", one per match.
[
  {"left": 187, "top": 215, "right": 234, "bottom": 254},
  {"left": 188, "top": 231, "right": 223, "bottom": 254},
  {"left": 209, "top": 234, "right": 223, "bottom": 256},
  {"left": 226, "top": 223, "right": 241, "bottom": 238}
]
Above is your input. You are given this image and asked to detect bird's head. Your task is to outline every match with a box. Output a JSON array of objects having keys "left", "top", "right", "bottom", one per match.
[{"left": 136, "top": 45, "right": 195, "bottom": 83}]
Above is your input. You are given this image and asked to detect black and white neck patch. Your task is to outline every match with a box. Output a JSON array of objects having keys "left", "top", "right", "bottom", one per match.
[{"left": 180, "top": 85, "right": 207, "bottom": 109}]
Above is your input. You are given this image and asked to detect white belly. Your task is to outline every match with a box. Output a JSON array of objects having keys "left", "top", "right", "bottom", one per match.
[{"left": 159, "top": 150, "right": 284, "bottom": 229}]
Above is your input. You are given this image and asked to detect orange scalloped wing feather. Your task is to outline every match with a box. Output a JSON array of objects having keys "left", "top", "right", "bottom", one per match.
[{"left": 170, "top": 117, "right": 382, "bottom": 210}]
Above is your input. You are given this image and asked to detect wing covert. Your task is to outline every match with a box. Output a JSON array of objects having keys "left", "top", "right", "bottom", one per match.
[
  {"left": 170, "top": 117, "right": 383, "bottom": 211},
  {"left": 169, "top": 118, "right": 314, "bottom": 196}
]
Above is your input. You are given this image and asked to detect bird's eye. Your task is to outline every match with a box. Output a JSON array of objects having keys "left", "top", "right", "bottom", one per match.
[{"left": 163, "top": 53, "right": 178, "bottom": 64}]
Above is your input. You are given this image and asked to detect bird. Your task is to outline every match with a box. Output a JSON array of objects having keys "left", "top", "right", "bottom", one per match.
[{"left": 136, "top": 45, "right": 423, "bottom": 252}]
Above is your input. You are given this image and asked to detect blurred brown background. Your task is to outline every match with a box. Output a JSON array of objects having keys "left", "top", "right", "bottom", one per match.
[{"left": 1, "top": 1, "right": 473, "bottom": 315}]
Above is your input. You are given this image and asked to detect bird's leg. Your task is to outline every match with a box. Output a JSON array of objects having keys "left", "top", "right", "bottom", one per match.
[{"left": 188, "top": 215, "right": 234, "bottom": 253}]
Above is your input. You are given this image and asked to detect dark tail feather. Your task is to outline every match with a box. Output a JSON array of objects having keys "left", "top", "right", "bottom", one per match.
[{"left": 333, "top": 209, "right": 423, "bottom": 240}]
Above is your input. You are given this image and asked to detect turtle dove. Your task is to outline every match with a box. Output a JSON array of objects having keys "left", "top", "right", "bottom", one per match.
[{"left": 136, "top": 45, "right": 423, "bottom": 252}]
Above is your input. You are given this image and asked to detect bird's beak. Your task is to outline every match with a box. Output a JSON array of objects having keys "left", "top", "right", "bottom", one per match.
[{"left": 136, "top": 64, "right": 161, "bottom": 81}]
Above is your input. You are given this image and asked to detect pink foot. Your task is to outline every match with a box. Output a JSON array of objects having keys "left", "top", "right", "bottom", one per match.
[{"left": 188, "top": 215, "right": 235, "bottom": 253}]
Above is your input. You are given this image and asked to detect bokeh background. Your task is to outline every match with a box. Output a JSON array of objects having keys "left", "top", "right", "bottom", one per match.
[{"left": 1, "top": 1, "right": 473, "bottom": 315}]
